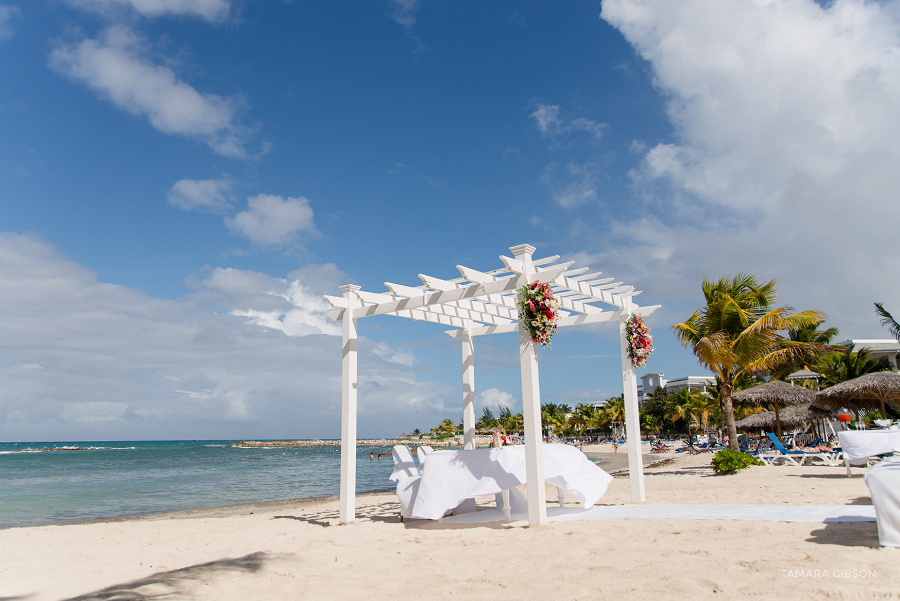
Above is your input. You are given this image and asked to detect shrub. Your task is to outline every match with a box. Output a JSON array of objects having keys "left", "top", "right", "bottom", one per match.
[{"left": 711, "top": 448, "right": 764, "bottom": 475}]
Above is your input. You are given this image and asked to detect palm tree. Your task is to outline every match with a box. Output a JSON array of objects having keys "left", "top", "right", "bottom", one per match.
[
  {"left": 570, "top": 404, "right": 602, "bottom": 436},
  {"left": 496, "top": 406, "right": 514, "bottom": 434},
  {"left": 815, "top": 347, "right": 892, "bottom": 387},
  {"left": 707, "top": 373, "right": 757, "bottom": 431},
  {"left": 673, "top": 274, "right": 825, "bottom": 451},
  {"left": 875, "top": 303, "right": 900, "bottom": 343},
  {"left": 508, "top": 412, "right": 524, "bottom": 435},
  {"left": 412, "top": 428, "right": 421, "bottom": 438},
  {"left": 541, "top": 403, "right": 570, "bottom": 438},
  {"left": 476, "top": 406, "right": 497, "bottom": 431},
  {"left": 642, "top": 387, "right": 675, "bottom": 436},
  {"left": 433, "top": 418, "right": 457, "bottom": 438},
  {"left": 670, "top": 388, "right": 717, "bottom": 438},
  {"left": 601, "top": 396, "right": 626, "bottom": 437},
  {"left": 770, "top": 319, "right": 841, "bottom": 380},
  {"left": 640, "top": 412, "right": 661, "bottom": 434}
]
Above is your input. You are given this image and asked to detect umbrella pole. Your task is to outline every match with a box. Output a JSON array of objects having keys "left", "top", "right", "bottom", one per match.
[{"left": 774, "top": 405, "right": 782, "bottom": 439}]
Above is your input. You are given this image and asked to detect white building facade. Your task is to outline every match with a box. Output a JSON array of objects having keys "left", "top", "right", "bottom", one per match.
[
  {"left": 838, "top": 339, "right": 900, "bottom": 369},
  {"left": 637, "top": 373, "right": 715, "bottom": 404}
]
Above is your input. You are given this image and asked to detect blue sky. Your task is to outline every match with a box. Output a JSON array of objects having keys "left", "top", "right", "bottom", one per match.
[{"left": 2, "top": 0, "right": 899, "bottom": 441}]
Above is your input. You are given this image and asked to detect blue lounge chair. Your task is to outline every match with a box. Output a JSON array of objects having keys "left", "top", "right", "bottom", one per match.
[{"left": 760, "top": 432, "right": 840, "bottom": 466}]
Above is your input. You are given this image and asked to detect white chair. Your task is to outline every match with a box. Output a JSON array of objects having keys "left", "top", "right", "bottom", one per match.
[
  {"left": 416, "top": 445, "right": 435, "bottom": 467},
  {"left": 389, "top": 445, "right": 419, "bottom": 482},
  {"left": 390, "top": 445, "right": 421, "bottom": 520},
  {"left": 395, "top": 475, "right": 421, "bottom": 520}
]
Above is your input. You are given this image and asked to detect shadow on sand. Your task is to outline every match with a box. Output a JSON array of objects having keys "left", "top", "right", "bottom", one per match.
[
  {"left": 806, "top": 521, "right": 881, "bottom": 548},
  {"left": 273, "top": 501, "right": 403, "bottom": 528},
  {"left": 60, "top": 552, "right": 271, "bottom": 601}
]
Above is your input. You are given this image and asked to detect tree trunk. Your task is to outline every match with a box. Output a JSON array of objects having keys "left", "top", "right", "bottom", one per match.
[{"left": 723, "top": 386, "right": 739, "bottom": 451}]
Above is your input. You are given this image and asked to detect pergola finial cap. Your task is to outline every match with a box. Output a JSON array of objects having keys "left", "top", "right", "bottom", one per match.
[
  {"left": 509, "top": 244, "right": 536, "bottom": 258},
  {"left": 339, "top": 284, "right": 362, "bottom": 294}
]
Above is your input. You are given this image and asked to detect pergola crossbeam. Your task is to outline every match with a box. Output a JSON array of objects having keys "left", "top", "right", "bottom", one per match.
[
  {"left": 385, "top": 282, "right": 426, "bottom": 298},
  {"left": 445, "top": 304, "right": 660, "bottom": 338}
]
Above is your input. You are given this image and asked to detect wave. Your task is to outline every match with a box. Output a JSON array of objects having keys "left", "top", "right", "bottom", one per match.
[{"left": 0, "top": 446, "right": 137, "bottom": 454}]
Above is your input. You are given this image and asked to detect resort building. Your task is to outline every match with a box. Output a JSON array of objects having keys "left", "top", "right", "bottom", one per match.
[
  {"left": 637, "top": 373, "right": 715, "bottom": 404},
  {"left": 838, "top": 339, "right": 900, "bottom": 369},
  {"left": 580, "top": 372, "right": 715, "bottom": 408}
]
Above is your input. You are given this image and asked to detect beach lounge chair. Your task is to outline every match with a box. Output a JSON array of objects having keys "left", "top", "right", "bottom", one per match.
[
  {"left": 680, "top": 440, "right": 710, "bottom": 454},
  {"left": 760, "top": 433, "right": 840, "bottom": 466},
  {"left": 650, "top": 441, "right": 670, "bottom": 453}
]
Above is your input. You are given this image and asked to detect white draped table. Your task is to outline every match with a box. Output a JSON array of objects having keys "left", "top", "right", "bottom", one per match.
[
  {"left": 409, "top": 444, "right": 613, "bottom": 521},
  {"left": 837, "top": 429, "right": 900, "bottom": 475},
  {"left": 864, "top": 458, "right": 900, "bottom": 547}
]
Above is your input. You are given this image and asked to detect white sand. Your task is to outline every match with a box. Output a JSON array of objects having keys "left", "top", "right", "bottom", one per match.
[{"left": 2, "top": 452, "right": 897, "bottom": 600}]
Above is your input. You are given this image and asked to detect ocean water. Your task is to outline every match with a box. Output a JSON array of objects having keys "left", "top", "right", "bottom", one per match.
[{"left": 0, "top": 440, "right": 399, "bottom": 529}]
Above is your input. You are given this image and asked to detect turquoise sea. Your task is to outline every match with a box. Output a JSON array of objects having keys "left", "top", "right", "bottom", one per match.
[{"left": 0, "top": 440, "right": 398, "bottom": 529}]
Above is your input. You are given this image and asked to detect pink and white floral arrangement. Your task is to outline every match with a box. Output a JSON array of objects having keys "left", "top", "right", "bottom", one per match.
[
  {"left": 518, "top": 280, "right": 560, "bottom": 349},
  {"left": 625, "top": 314, "right": 653, "bottom": 368}
]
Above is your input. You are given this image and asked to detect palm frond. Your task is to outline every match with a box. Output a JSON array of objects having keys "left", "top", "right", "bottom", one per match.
[{"left": 875, "top": 302, "right": 900, "bottom": 343}]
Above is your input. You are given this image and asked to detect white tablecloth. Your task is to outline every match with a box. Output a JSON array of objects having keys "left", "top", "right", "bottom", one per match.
[
  {"left": 864, "top": 458, "right": 900, "bottom": 547},
  {"left": 837, "top": 430, "right": 900, "bottom": 465},
  {"left": 410, "top": 444, "right": 612, "bottom": 520}
]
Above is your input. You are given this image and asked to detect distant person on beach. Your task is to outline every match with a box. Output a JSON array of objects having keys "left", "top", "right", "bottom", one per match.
[{"left": 612, "top": 440, "right": 619, "bottom": 454}]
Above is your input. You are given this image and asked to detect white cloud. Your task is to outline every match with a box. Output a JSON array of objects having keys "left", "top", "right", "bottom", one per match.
[
  {"left": 530, "top": 103, "right": 606, "bottom": 140},
  {"left": 541, "top": 161, "right": 600, "bottom": 209},
  {"left": 596, "top": 0, "right": 900, "bottom": 337},
  {"left": 531, "top": 104, "right": 606, "bottom": 209},
  {"left": 191, "top": 266, "right": 339, "bottom": 337},
  {"left": 226, "top": 194, "right": 317, "bottom": 248},
  {"left": 288, "top": 263, "right": 350, "bottom": 297},
  {"left": 373, "top": 342, "right": 416, "bottom": 367},
  {"left": 59, "top": 402, "right": 128, "bottom": 425},
  {"left": 0, "top": 5, "right": 21, "bottom": 41},
  {"left": 478, "top": 387, "right": 515, "bottom": 412},
  {"left": 64, "top": 0, "right": 230, "bottom": 22},
  {"left": 0, "top": 233, "right": 454, "bottom": 440},
  {"left": 49, "top": 26, "right": 253, "bottom": 158},
  {"left": 388, "top": 0, "right": 418, "bottom": 28},
  {"left": 167, "top": 178, "right": 235, "bottom": 213}
]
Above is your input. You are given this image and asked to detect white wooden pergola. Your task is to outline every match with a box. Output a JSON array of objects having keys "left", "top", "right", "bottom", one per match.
[{"left": 325, "top": 244, "right": 660, "bottom": 527}]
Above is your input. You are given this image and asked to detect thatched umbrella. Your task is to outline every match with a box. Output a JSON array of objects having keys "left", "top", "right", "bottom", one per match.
[
  {"left": 735, "top": 403, "right": 834, "bottom": 444},
  {"left": 778, "top": 402, "right": 834, "bottom": 434},
  {"left": 814, "top": 372, "right": 900, "bottom": 416},
  {"left": 732, "top": 380, "right": 816, "bottom": 437},
  {"left": 734, "top": 410, "right": 776, "bottom": 431}
]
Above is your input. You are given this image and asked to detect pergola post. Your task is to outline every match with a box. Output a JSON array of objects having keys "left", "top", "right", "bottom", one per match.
[
  {"left": 511, "top": 243, "right": 547, "bottom": 527},
  {"left": 619, "top": 302, "right": 646, "bottom": 503},
  {"left": 461, "top": 330, "right": 476, "bottom": 450},
  {"left": 339, "top": 284, "right": 361, "bottom": 524}
]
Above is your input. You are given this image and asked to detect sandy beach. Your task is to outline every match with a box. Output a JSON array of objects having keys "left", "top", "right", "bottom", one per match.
[{"left": 1, "top": 448, "right": 896, "bottom": 601}]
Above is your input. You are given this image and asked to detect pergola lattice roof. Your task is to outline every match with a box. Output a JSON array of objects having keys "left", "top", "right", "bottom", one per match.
[{"left": 325, "top": 248, "right": 659, "bottom": 334}]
